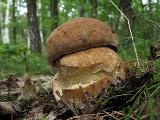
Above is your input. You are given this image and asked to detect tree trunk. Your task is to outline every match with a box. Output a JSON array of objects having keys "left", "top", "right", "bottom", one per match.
[
  {"left": 0, "top": 6, "right": 2, "bottom": 42},
  {"left": 27, "top": 30, "right": 30, "bottom": 50},
  {"left": 148, "top": 0, "right": 154, "bottom": 39},
  {"left": 51, "top": 0, "right": 58, "bottom": 31},
  {"left": 91, "top": 0, "right": 97, "bottom": 18},
  {"left": 80, "top": 0, "right": 85, "bottom": 17},
  {"left": 27, "top": 0, "right": 41, "bottom": 53},
  {"left": 12, "top": 0, "right": 16, "bottom": 44},
  {"left": 157, "top": 0, "right": 160, "bottom": 11},
  {"left": 140, "top": 0, "right": 144, "bottom": 13},
  {"left": 148, "top": 0, "right": 152, "bottom": 16},
  {"left": 157, "top": 0, "right": 160, "bottom": 39},
  {"left": 38, "top": 0, "right": 44, "bottom": 51},
  {"left": 2, "top": 0, "right": 10, "bottom": 44},
  {"left": 114, "top": 14, "right": 120, "bottom": 32},
  {"left": 119, "top": 0, "right": 134, "bottom": 18}
]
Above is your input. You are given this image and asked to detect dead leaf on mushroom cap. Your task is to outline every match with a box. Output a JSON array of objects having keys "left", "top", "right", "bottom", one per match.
[{"left": 46, "top": 17, "right": 118, "bottom": 65}]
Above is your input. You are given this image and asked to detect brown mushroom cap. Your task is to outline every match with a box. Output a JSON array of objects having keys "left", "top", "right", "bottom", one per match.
[{"left": 46, "top": 17, "right": 118, "bottom": 65}]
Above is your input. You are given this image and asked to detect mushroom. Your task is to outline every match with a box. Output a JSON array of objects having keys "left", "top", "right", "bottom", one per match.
[{"left": 46, "top": 17, "right": 126, "bottom": 106}]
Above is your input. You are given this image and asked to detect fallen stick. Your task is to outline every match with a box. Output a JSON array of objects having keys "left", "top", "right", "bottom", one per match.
[
  {"left": 0, "top": 97, "right": 36, "bottom": 119},
  {"left": 0, "top": 91, "right": 20, "bottom": 97},
  {"left": 0, "top": 102, "right": 17, "bottom": 115}
]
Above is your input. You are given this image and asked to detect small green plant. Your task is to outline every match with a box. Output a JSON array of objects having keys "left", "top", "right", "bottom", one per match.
[
  {"left": 41, "top": 117, "right": 48, "bottom": 120},
  {"left": 0, "top": 43, "right": 54, "bottom": 79}
]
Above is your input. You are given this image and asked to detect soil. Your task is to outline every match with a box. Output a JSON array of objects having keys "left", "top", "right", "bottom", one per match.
[{"left": 0, "top": 69, "right": 154, "bottom": 120}]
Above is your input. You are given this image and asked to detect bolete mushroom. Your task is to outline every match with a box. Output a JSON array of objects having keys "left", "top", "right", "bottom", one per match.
[{"left": 46, "top": 17, "right": 126, "bottom": 106}]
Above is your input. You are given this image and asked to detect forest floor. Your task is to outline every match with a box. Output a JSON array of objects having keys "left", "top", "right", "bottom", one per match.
[
  {"left": 0, "top": 59, "right": 160, "bottom": 120},
  {"left": 0, "top": 75, "right": 56, "bottom": 119}
]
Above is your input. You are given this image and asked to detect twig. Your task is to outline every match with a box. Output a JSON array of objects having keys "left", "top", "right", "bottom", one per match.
[
  {"left": 0, "top": 102, "right": 17, "bottom": 115},
  {"left": 143, "top": 17, "right": 160, "bottom": 28},
  {"left": 67, "top": 113, "right": 105, "bottom": 120},
  {"left": 0, "top": 91, "right": 20, "bottom": 96},
  {"left": 150, "top": 86, "right": 160, "bottom": 97},
  {"left": 7, "top": 76, "right": 12, "bottom": 98},
  {"left": 125, "top": 81, "right": 147, "bottom": 105},
  {"left": 113, "top": 111, "right": 137, "bottom": 120},
  {"left": 70, "top": 99, "right": 80, "bottom": 115},
  {"left": 102, "top": 111, "right": 119, "bottom": 120},
  {"left": 106, "top": 93, "right": 132, "bottom": 101},
  {"left": 55, "top": 91, "right": 78, "bottom": 116},
  {"left": 109, "top": 0, "right": 140, "bottom": 67},
  {"left": 98, "top": 93, "right": 132, "bottom": 112},
  {"left": 137, "top": 101, "right": 147, "bottom": 115},
  {"left": 141, "top": 114, "right": 150, "bottom": 120}
]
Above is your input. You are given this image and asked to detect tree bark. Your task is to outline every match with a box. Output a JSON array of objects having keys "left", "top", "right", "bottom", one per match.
[
  {"left": 0, "top": 6, "right": 2, "bottom": 42},
  {"left": 157, "top": 0, "right": 160, "bottom": 10},
  {"left": 120, "top": 0, "right": 134, "bottom": 17},
  {"left": 2, "top": 0, "right": 10, "bottom": 44},
  {"left": 114, "top": 14, "right": 120, "bottom": 32},
  {"left": 148, "top": 0, "right": 152, "bottom": 15},
  {"left": 51, "top": 0, "right": 58, "bottom": 31},
  {"left": 148, "top": 0, "right": 153, "bottom": 24},
  {"left": 80, "top": 0, "right": 85, "bottom": 17},
  {"left": 27, "top": 0, "right": 42, "bottom": 53},
  {"left": 38, "top": 0, "right": 44, "bottom": 50},
  {"left": 12, "top": 0, "right": 16, "bottom": 44},
  {"left": 91, "top": 0, "right": 97, "bottom": 18},
  {"left": 140, "top": 0, "right": 144, "bottom": 13}
]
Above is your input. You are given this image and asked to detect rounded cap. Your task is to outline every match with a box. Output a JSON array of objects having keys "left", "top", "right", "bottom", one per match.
[{"left": 46, "top": 17, "right": 118, "bottom": 65}]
